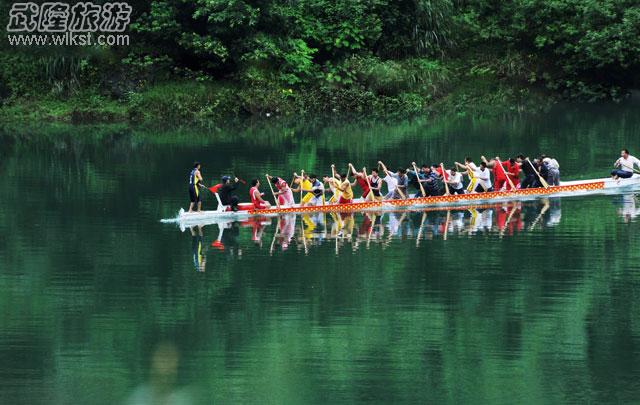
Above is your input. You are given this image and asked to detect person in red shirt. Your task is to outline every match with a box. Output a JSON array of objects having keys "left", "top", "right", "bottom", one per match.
[
  {"left": 507, "top": 157, "right": 520, "bottom": 189},
  {"left": 348, "top": 163, "right": 371, "bottom": 200},
  {"left": 482, "top": 156, "right": 510, "bottom": 191},
  {"left": 249, "top": 179, "right": 271, "bottom": 209}
]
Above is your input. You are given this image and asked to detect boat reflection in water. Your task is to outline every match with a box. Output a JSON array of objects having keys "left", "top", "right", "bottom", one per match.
[
  {"left": 617, "top": 194, "right": 640, "bottom": 223},
  {"left": 183, "top": 199, "right": 569, "bottom": 258}
]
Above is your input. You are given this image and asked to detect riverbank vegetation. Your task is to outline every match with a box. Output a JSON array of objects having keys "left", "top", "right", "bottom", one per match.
[{"left": 1, "top": 0, "right": 638, "bottom": 123}]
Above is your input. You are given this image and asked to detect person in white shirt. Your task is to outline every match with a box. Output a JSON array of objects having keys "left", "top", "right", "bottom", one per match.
[
  {"left": 381, "top": 170, "right": 398, "bottom": 198},
  {"left": 455, "top": 157, "right": 479, "bottom": 193},
  {"left": 445, "top": 167, "right": 465, "bottom": 194},
  {"left": 612, "top": 149, "right": 640, "bottom": 179},
  {"left": 542, "top": 157, "right": 560, "bottom": 186},
  {"left": 472, "top": 161, "right": 493, "bottom": 192}
]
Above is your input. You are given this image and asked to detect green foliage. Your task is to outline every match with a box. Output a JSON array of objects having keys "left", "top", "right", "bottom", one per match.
[
  {"left": 0, "top": 55, "right": 46, "bottom": 102},
  {"left": 456, "top": 0, "right": 640, "bottom": 100},
  {"left": 2, "top": 0, "right": 639, "bottom": 122}
]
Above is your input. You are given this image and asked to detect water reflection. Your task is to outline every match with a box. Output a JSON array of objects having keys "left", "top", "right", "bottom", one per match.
[
  {"left": 617, "top": 194, "right": 640, "bottom": 223},
  {"left": 176, "top": 199, "right": 572, "bottom": 260},
  {"left": 125, "top": 341, "right": 193, "bottom": 405}
]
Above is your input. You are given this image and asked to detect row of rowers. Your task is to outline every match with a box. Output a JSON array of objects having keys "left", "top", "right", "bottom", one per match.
[{"left": 239, "top": 154, "right": 561, "bottom": 210}]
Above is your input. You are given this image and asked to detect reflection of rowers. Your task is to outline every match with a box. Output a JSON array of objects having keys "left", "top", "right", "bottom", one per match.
[
  {"left": 278, "top": 214, "right": 297, "bottom": 250},
  {"left": 190, "top": 226, "right": 206, "bottom": 272},
  {"left": 618, "top": 194, "right": 640, "bottom": 223}
]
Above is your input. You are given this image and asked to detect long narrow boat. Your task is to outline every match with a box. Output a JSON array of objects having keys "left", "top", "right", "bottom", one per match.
[{"left": 162, "top": 175, "right": 640, "bottom": 226}]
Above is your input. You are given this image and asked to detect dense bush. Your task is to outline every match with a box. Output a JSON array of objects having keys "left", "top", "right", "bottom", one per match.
[{"left": 1, "top": 0, "right": 638, "bottom": 121}]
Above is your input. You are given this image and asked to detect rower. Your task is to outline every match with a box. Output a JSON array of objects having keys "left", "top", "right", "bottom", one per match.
[
  {"left": 270, "top": 176, "right": 295, "bottom": 207},
  {"left": 307, "top": 174, "right": 325, "bottom": 206},
  {"left": 368, "top": 168, "right": 383, "bottom": 201},
  {"left": 331, "top": 165, "right": 355, "bottom": 204},
  {"left": 379, "top": 161, "right": 408, "bottom": 199},
  {"left": 292, "top": 172, "right": 314, "bottom": 205},
  {"left": 188, "top": 162, "right": 205, "bottom": 212},
  {"left": 518, "top": 154, "right": 540, "bottom": 188},
  {"left": 249, "top": 179, "right": 271, "bottom": 209},
  {"left": 481, "top": 156, "right": 509, "bottom": 191},
  {"left": 428, "top": 164, "right": 444, "bottom": 196},
  {"left": 472, "top": 161, "right": 492, "bottom": 192},
  {"left": 219, "top": 176, "right": 240, "bottom": 211},
  {"left": 542, "top": 156, "right": 560, "bottom": 185},
  {"left": 348, "top": 164, "right": 371, "bottom": 201},
  {"left": 507, "top": 157, "right": 520, "bottom": 189},
  {"left": 444, "top": 167, "right": 465, "bottom": 194},
  {"left": 407, "top": 164, "right": 427, "bottom": 195},
  {"left": 455, "top": 157, "right": 478, "bottom": 193},
  {"left": 411, "top": 164, "right": 439, "bottom": 196},
  {"left": 612, "top": 148, "right": 640, "bottom": 179},
  {"left": 323, "top": 175, "right": 340, "bottom": 204}
]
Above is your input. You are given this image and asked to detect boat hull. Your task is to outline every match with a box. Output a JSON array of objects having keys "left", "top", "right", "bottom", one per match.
[{"left": 162, "top": 175, "right": 640, "bottom": 224}]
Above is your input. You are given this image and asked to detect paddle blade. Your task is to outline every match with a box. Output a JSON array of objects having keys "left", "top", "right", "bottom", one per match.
[
  {"left": 540, "top": 177, "right": 550, "bottom": 188},
  {"left": 209, "top": 184, "right": 222, "bottom": 193}
]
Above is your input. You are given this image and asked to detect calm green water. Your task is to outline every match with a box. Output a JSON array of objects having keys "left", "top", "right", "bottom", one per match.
[{"left": 1, "top": 102, "right": 640, "bottom": 404}]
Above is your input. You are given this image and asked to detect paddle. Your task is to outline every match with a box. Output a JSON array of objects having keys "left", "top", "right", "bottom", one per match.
[
  {"left": 620, "top": 164, "right": 640, "bottom": 175},
  {"left": 440, "top": 163, "right": 450, "bottom": 196},
  {"left": 495, "top": 157, "right": 516, "bottom": 191},
  {"left": 269, "top": 216, "right": 281, "bottom": 255},
  {"left": 412, "top": 162, "right": 426, "bottom": 197},
  {"left": 499, "top": 203, "right": 518, "bottom": 239},
  {"left": 289, "top": 173, "right": 297, "bottom": 205},
  {"left": 330, "top": 164, "right": 341, "bottom": 202},
  {"left": 265, "top": 174, "right": 281, "bottom": 208},
  {"left": 443, "top": 210, "right": 451, "bottom": 241},
  {"left": 526, "top": 158, "right": 549, "bottom": 188},
  {"left": 416, "top": 212, "right": 427, "bottom": 247},
  {"left": 529, "top": 200, "right": 550, "bottom": 231},
  {"left": 300, "top": 170, "right": 305, "bottom": 205},
  {"left": 300, "top": 216, "right": 308, "bottom": 255}
]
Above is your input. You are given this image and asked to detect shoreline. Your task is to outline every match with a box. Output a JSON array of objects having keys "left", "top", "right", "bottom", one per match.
[{"left": 0, "top": 79, "right": 556, "bottom": 126}]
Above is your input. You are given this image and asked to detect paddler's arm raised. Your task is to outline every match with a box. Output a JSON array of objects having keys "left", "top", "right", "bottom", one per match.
[
  {"left": 407, "top": 162, "right": 418, "bottom": 176},
  {"left": 331, "top": 164, "right": 340, "bottom": 181},
  {"left": 481, "top": 155, "right": 497, "bottom": 168},
  {"left": 454, "top": 161, "right": 468, "bottom": 170},
  {"left": 378, "top": 161, "right": 391, "bottom": 177},
  {"left": 348, "top": 163, "right": 358, "bottom": 177}
]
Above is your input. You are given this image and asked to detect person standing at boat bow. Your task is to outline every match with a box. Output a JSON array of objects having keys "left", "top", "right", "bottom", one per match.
[
  {"left": 611, "top": 149, "right": 640, "bottom": 180},
  {"left": 188, "top": 162, "right": 205, "bottom": 212}
]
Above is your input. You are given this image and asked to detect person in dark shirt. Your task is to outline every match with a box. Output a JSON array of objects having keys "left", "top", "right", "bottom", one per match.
[
  {"left": 538, "top": 156, "right": 551, "bottom": 184},
  {"left": 518, "top": 154, "right": 540, "bottom": 189},
  {"left": 219, "top": 175, "right": 240, "bottom": 211}
]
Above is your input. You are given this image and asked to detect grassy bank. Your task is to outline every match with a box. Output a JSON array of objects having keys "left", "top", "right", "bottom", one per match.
[{"left": 0, "top": 55, "right": 556, "bottom": 125}]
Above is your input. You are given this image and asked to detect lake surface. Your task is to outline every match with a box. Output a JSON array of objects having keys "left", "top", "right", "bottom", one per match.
[{"left": 1, "top": 101, "right": 640, "bottom": 404}]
